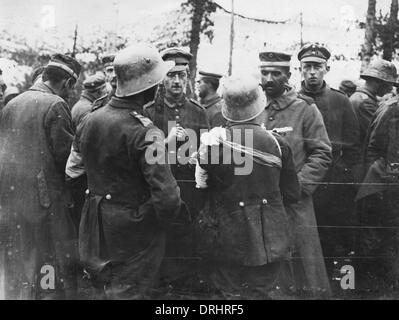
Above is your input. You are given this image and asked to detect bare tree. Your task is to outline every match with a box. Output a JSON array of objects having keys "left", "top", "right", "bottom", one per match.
[
  {"left": 361, "top": 0, "right": 377, "bottom": 72},
  {"left": 383, "top": 0, "right": 398, "bottom": 60}
]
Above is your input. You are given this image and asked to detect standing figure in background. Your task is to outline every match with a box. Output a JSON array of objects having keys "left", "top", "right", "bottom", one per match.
[
  {"left": 339, "top": 80, "right": 357, "bottom": 98},
  {"left": 197, "top": 70, "right": 225, "bottom": 127},
  {"left": 259, "top": 50, "right": 332, "bottom": 297},
  {"left": 298, "top": 43, "right": 360, "bottom": 280},
  {"left": 0, "top": 54, "right": 82, "bottom": 299}
]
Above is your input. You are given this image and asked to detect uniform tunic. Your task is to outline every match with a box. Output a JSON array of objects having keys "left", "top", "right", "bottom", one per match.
[
  {"left": 262, "top": 86, "right": 332, "bottom": 296},
  {"left": 76, "top": 96, "right": 184, "bottom": 299}
]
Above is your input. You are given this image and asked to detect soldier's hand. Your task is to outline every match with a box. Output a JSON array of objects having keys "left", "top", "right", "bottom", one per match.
[{"left": 165, "top": 126, "right": 187, "bottom": 145}]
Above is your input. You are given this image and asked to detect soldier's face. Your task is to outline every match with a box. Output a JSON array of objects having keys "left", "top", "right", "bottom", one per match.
[
  {"left": 0, "top": 75, "right": 6, "bottom": 101},
  {"left": 196, "top": 78, "right": 209, "bottom": 99},
  {"left": 164, "top": 70, "right": 188, "bottom": 96},
  {"left": 104, "top": 66, "right": 116, "bottom": 88},
  {"left": 300, "top": 61, "right": 329, "bottom": 88},
  {"left": 377, "top": 80, "right": 393, "bottom": 97},
  {"left": 260, "top": 66, "right": 290, "bottom": 98}
]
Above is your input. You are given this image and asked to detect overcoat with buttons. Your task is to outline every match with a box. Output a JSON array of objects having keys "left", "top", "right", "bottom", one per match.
[
  {"left": 0, "top": 81, "right": 78, "bottom": 299},
  {"left": 262, "top": 86, "right": 333, "bottom": 295},
  {"left": 197, "top": 121, "right": 301, "bottom": 265},
  {"left": 76, "top": 95, "right": 184, "bottom": 298}
]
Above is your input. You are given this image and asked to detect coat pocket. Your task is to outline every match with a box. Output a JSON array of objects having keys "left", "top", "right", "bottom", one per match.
[{"left": 37, "top": 169, "right": 51, "bottom": 208}]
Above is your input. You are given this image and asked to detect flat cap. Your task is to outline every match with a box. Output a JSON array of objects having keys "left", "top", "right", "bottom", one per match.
[
  {"left": 198, "top": 70, "right": 223, "bottom": 80},
  {"left": 259, "top": 51, "right": 291, "bottom": 68},
  {"left": 47, "top": 53, "right": 82, "bottom": 80},
  {"left": 101, "top": 53, "right": 116, "bottom": 68},
  {"left": 83, "top": 73, "right": 106, "bottom": 91},
  {"left": 298, "top": 42, "right": 331, "bottom": 63},
  {"left": 161, "top": 47, "right": 192, "bottom": 72}
]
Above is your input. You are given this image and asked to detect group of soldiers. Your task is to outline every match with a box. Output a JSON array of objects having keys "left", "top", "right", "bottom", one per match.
[{"left": 0, "top": 39, "right": 399, "bottom": 300}]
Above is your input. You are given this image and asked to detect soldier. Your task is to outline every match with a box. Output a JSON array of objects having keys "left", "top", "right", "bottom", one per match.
[
  {"left": 196, "top": 70, "right": 225, "bottom": 127},
  {"left": 143, "top": 47, "right": 209, "bottom": 295},
  {"left": 0, "top": 54, "right": 82, "bottom": 299},
  {"left": 71, "top": 73, "right": 109, "bottom": 130},
  {"left": 350, "top": 59, "right": 397, "bottom": 161},
  {"left": 298, "top": 43, "right": 361, "bottom": 278},
  {"left": 76, "top": 44, "right": 186, "bottom": 299},
  {"left": 2, "top": 86, "right": 20, "bottom": 107},
  {"left": 339, "top": 80, "right": 357, "bottom": 98},
  {"left": 356, "top": 90, "right": 399, "bottom": 291},
  {"left": 195, "top": 74, "right": 301, "bottom": 299},
  {"left": 0, "top": 68, "right": 6, "bottom": 109},
  {"left": 259, "top": 51, "right": 332, "bottom": 297}
]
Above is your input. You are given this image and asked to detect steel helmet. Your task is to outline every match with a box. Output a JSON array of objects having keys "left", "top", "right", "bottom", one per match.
[
  {"left": 361, "top": 59, "right": 398, "bottom": 84},
  {"left": 221, "top": 75, "right": 266, "bottom": 123},
  {"left": 114, "top": 44, "right": 175, "bottom": 97}
]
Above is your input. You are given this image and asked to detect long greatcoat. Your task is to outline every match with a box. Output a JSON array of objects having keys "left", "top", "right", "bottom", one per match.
[
  {"left": 0, "top": 81, "right": 78, "bottom": 299},
  {"left": 262, "top": 86, "right": 332, "bottom": 296}
]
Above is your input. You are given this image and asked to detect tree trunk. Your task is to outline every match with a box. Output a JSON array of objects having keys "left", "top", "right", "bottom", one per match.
[
  {"left": 361, "top": 0, "right": 377, "bottom": 72},
  {"left": 228, "top": 0, "right": 235, "bottom": 76},
  {"left": 383, "top": 0, "right": 398, "bottom": 61},
  {"left": 188, "top": 0, "right": 206, "bottom": 98}
]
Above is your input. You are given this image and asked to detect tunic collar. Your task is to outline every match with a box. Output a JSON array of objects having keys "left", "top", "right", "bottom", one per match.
[
  {"left": 164, "top": 94, "right": 186, "bottom": 109},
  {"left": 201, "top": 93, "right": 222, "bottom": 109},
  {"left": 108, "top": 96, "right": 144, "bottom": 111},
  {"left": 300, "top": 80, "right": 328, "bottom": 97},
  {"left": 30, "top": 80, "right": 57, "bottom": 95},
  {"left": 355, "top": 86, "right": 378, "bottom": 102},
  {"left": 265, "top": 86, "right": 298, "bottom": 111}
]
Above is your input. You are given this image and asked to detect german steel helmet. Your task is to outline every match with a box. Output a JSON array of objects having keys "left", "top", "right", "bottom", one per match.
[
  {"left": 114, "top": 44, "right": 175, "bottom": 97},
  {"left": 221, "top": 75, "right": 266, "bottom": 123},
  {"left": 361, "top": 59, "right": 398, "bottom": 84}
]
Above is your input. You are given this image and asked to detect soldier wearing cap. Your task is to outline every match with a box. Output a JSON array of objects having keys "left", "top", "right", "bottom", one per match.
[
  {"left": 339, "top": 80, "right": 357, "bottom": 98},
  {"left": 71, "top": 73, "right": 110, "bottom": 130},
  {"left": 259, "top": 50, "right": 332, "bottom": 297},
  {"left": 75, "top": 44, "right": 186, "bottom": 299},
  {"left": 195, "top": 74, "right": 300, "bottom": 298},
  {"left": 298, "top": 43, "right": 360, "bottom": 276},
  {"left": 196, "top": 70, "right": 225, "bottom": 127},
  {"left": 0, "top": 53, "right": 82, "bottom": 299},
  {"left": 143, "top": 47, "right": 208, "bottom": 291}
]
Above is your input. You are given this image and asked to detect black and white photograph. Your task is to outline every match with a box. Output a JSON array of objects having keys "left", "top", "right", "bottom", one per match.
[{"left": 0, "top": 0, "right": 398, "bottom": 304}]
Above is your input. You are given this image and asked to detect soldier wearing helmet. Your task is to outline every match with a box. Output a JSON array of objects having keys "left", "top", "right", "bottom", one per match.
[
  {"left": 194, "top": 74, "right": 300, "bottom": 299},
  {"left": 143, "top": 47, "right": 209, "bottom": 294},
  {"left": 350, "top": 59, "right": 398, "bottom": 157},
  {"left": 75, "top": 44, "right": 186, "bottom": 299}
]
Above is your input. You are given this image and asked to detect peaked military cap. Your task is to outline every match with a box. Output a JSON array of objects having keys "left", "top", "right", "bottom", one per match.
[
  {"left": 83, "top": 73, "right": 106, "bottom": 91},
  {"left": 46, "top": 53, "right": 82, "bottom": 80},
  {"left": 101, "top": 53, "right": 116, "bottom": 68},
  {"left": 298, "top": 42, "right": 331, "bottom": 63},
  {"left": 198, "top": 70, "right": 223, "bottom": 80},
  {"left": 161, "top": 47, "right": 192, "bottom": 72},
  {"left": 258, "top": 52, "right": 291, "bottom": 68}
]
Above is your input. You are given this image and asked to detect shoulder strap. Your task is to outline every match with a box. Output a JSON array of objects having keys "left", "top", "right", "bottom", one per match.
[{"left": 129, "top": 111, "right": 153, "bottom": 127}]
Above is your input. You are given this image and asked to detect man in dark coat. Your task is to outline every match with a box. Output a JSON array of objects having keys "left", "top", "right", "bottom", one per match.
[
  {"left": 76, "top": 45, "right": 185, "bottom": 299},
  {"left": 143, "top": 47, "right": 209, "bottom": 294},
  {"left": 0, "top": 54, "right": 82, "bottom": 299},
  {"left": 297, "top": 43, "right": 361, "bottom": 279},
  {"left": 195, "top": 74, "right": 301, "bottom": 299},
  {"left": 259, "top": 51, "right": 332, "bottom": 297},
  {"left": 196, "top": 70, "right": 225, "bottom": 127}
]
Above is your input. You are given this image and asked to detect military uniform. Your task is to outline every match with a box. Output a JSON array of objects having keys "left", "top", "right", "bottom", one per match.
[
  {"left": 261, "top": 85, "right": 332, "bottom": 296},
  {"left": 77, "top": 96, "right": 184, "bottom": 299}
]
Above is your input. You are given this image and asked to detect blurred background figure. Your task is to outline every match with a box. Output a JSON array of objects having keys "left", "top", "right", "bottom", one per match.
[
  {"left": 2, "top": 86, "right": 20, "bottom": 107},
  {"left": 339, "top": 79, "right": 357, "bottom": 97}
]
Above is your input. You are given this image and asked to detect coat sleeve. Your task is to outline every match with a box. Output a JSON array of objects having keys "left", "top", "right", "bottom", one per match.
[
  {"left": 354, "top": 98, "right": 377, "bottom": 144},
  {"left": 341, "top": 97, "right": 361, "bottom": 168},
  {"left": 133, "top": 126, "right": 185, "bottom": 223},
  {"left": 44, "top": 101, "right": 74, "bottom": 175},
  {"left": 297, "top": 103, "right": 332, "bottom": 196},
  {"left": 366, "top": 107, "right": 392, "bottom": 167},
  {"left": 275, "top": 135, "right": 301, "bottom": 204}
]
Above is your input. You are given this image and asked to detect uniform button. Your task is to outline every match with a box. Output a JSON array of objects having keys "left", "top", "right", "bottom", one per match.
[
  {"left": 269, "top": 116, "right": 274, "bottom": 121},
  {"left": 105, "top": 194, "right": 112, "bottom": 200},
  {"left": 239, "top": 201, "right": 245, "bottom": 207},
  {"left": 85, "top": 189, "right": 90, "bottom": 195},
  {"left": 262, "top": 199, "right": 268, "bottom": 205}
]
